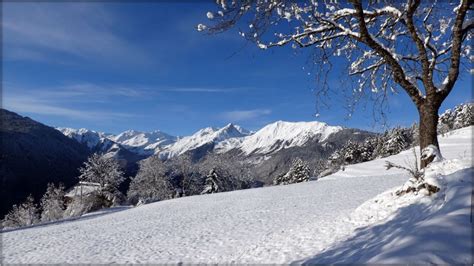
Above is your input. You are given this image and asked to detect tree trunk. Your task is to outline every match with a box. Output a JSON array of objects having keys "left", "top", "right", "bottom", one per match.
[{"left": 418, "top": 102, "right": 441, "bottom": 168}]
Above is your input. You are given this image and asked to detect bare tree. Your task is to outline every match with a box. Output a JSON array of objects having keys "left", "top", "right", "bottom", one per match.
[
  {"left": 128, "top": 155, "right": 174, "bottom": 204},
  {"left": 167, "top": 154, "right": 201, "bottom": 197},
  {"left": 2, "top": 195, "right": 39, "bottom": 228},
  {"left": 199, "top": 0, "right": 473, "bottom": 168},
  {"left": 40, "top": 183, "right": 66, "bottom": 222},
  {"left": 79, "top": 153, "right": 125, "bottom": 206}
]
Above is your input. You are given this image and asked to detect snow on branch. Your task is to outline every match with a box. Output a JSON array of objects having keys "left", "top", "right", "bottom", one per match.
[{"left": 200, "top": 0, "right": 472, "bottom": 111}]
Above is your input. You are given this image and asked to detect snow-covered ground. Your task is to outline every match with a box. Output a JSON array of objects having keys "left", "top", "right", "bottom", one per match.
[{"left": 2, "top": 127, "right": 472, "bottom": 264}]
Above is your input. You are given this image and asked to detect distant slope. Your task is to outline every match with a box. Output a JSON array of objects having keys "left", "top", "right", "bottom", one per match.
[
  {"left": 57, "top": 128, "right": 146, "bottom": 178},
  {"left": 0, "top": 109, "right": 90, "bottom": 219},
  {"left": 111, "top": 129, "right": 177, "bottom": 155},
  {"left": 216, "top": 120, "right": 343, "bottom": 155},
  {"left": 159, "top": 123, "right": 250, "bottom": 159}
]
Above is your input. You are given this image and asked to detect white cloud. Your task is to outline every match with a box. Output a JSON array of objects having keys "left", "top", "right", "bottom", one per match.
[
  {"left": 220, "top": 109, "right": 272, "bottom": 122},
  {"left": 3, "top": 2, "right": 148, "bottom": 65},
  {"left": 2, "top": 82, "right": 140, "bottom": 121},
  {"left": 4, "top": 94, "right": 134, "bottom": 121}
]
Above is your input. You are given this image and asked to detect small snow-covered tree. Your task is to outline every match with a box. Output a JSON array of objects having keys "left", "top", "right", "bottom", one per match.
[
  {"left": 200, "top": 0, "right": 473, "bottom": 168},
  {"left": 40, "top": 183, "right": 66, "bottom": 222},
  {"left": 3, "top": 195, "right": 39, "bottom": 228},
  {"left": 274, "top": 158, "right": 310, "bottom": 185},
  {"left": 201, "top": 168, "right": 223, "bottom": 194},
  {"left": 79, "top": 153, "right": 125, "bottom": 206},
  {"left": 128, "top": 155, "right": 174, "bottom": 204}
]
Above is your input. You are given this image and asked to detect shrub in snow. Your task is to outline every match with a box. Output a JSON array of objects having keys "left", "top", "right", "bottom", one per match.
[
  {"left": 2, "top": 195, "right": 39, "bottom": 229},
  {"left": 385, "top": 149, "right": 439, "bottom": 196},
  {"left": 79, "top": 153, "right": 125, "bottom": 208},
  {"left": 274, "top": 158, "right": 310, "bottom": 185},
  {"left": 40, "top": 183, "right": 66, "bottom": 222}
]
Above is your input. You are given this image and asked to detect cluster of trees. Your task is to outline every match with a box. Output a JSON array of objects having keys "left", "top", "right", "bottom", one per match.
[
  {"left": 3, "top": 183, "right": 66, "bottom": 228},
  {"left": 322, "top": 103, "right": 472, "bottom": 176},
  {"left": 438, "top": 102, "right": 473, "bottom": 134},
  {"left": 128, "top": 153, "right": 256, "bottom": 204},
  {"left": 65, "top": 153, "right": 126, "bottom": 217},
  {"left": 329, "top": 126, "right": 417, "bottom": 168},
  {"left": 3, "top": 153, "right": 126, "bottom": 229}
]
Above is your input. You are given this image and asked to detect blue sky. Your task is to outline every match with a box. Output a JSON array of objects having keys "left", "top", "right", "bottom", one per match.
[{"left": 2, "top": 2, "right": 472, "bottom": 136}]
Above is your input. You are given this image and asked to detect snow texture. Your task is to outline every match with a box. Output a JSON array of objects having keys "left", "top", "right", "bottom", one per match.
[{"left": 2, "top": 126, "right": 472, "bottom": 264}]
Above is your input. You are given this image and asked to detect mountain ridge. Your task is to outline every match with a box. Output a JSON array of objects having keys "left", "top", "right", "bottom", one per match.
[{"left": 57, "top": 120, "right": 346, "bottom": 161}]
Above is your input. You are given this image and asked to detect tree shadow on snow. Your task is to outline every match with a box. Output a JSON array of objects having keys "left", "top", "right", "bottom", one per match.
[
  {"left": 294, "top": 168, "right": 473, "bottom": 265},
  {"left": 1, "top": 206, "right": 131, "bottom": 234}
]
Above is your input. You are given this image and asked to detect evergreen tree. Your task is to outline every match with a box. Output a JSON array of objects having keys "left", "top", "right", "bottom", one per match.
[
  {"left": 201, "top": 168, "right": 221, "bottom": 194},
  {"left": 40, "top": 183, "right": 66, "bottom": 222},
  {"left": 274, "top": 158, "right": 310, "bottom": 185}
]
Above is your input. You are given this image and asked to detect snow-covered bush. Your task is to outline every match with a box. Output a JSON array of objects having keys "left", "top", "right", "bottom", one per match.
[
  {"left": 79, "top": 153, "right": 125, "bottom": 207},
  {"left": 127, "top": 156, "right": 174, "bottom": 204},
  {"left": 2, "top": 195, "right": 39, "bottom": 229},
  {"left": 274, "top": 158, "right": 310, "bottom": 185},
  {"left": 40, "top": 183, "right": 66, "bottom": 222}
]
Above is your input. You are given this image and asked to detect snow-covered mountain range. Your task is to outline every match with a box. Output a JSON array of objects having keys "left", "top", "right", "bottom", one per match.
[
  {"left": 216, "top": 121, "right": 342, "bottom": 155},
  {"left": 57, "top": 120, "right": 343, "bottom": 160},
  {"left": 110, "top": 130, "right": 177, "bottom": 155}
]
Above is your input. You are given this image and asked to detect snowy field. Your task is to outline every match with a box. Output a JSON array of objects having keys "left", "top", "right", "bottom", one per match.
[{"left": 1, "top": 127, "right": 472, "bottom": 264}]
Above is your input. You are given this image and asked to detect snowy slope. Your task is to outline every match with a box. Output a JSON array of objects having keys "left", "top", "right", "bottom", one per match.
[
  {"left": 300, "top": 161, "right": 473, "bottom": 264},
  {"left": 216, "top": 120, "right": 343, "bottom": 155},
  {"left": 159, "top": 123, "right": 250, "bottom": 159},
  {"left": 3, "top": 127, "right": 472, "bottom": 264},
  {"left": 57, "top": 127, "right": 114, "bottom": 151},
  {"left": 111, "top": 130, "right": 177, "bottom": 155}
]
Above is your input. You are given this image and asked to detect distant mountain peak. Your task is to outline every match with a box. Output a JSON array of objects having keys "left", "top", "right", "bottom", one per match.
[{"left": 216, "top": 120, "right": 343, "bottom": 155}]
